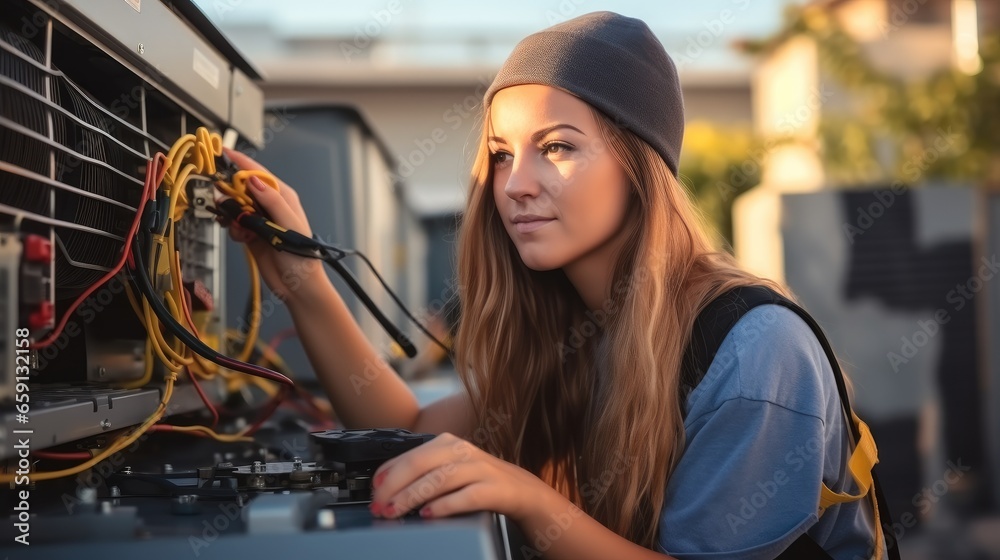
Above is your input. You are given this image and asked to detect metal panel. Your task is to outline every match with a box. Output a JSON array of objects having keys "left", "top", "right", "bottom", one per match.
[
  {"left": 55, "top": 0, "right": 233, "bottom": 124},
  {"left": 230, "top": 67, "right": 263, "bottom": 147},
  {"left": 0, "top": 383, "right": 219, "bottom": 459},
  {"left": 0, "top": 234, "right": 21, "bottom": 402}
]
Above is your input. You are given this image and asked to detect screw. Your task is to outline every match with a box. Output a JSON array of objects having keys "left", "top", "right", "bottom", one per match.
[
  {"left": 122, "top": 466, "right": 132, "bottom": 475},
  {"left": 97, "top": 367, "right": 107, "bottom": 378},
  {"left": 317, "top": 509, "right": 335, "bottom": 529},
  {"left": 163, "top": 464, "right": 173, "bottom": 474},
  {"left": 292, "top": 457, "right": 303, "bottom": 471},
  {"left": 137, "top": 43, "right": 144, "bottom": 54},
  {"left": 251, "top": 460, "right": 265, "bottom": 474},
  {"left": 78, "top": 487, "right": 97, "bottom": 505},
  {"left": 100, "top": 419, "right": 112, "bottom": 430}
]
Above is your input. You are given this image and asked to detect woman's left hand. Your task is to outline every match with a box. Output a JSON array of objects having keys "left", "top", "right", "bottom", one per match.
[{"left": 369, "top": 432, "right": 555, "bottom": 523}]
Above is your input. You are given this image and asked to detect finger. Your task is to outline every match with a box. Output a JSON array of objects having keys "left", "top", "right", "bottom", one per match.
[
  {"left": 228, "top": 223, "right": 255, "bottom": 244},
  {"left": 372, "top": 434, "right": 473, "bottom": 505},
  {"left": 247, "top": 176, "right": 312, "bottom": 236},
  {"left": 415, "top": 482, "right": 491, "bottom": 520},
  {"left": 223, "top": 147, "right": 272, "bottom": 173},
  {"left": 372, "top": 434, "right": 448, "bottom": 488},
  {"left": 223, "top": 149, "right": 304, "bottom": 215},
  {"left": 378, "top": 461, "right": 482, "bottom": 518}
]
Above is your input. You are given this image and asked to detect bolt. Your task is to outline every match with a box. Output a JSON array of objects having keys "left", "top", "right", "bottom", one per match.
[
  {"left": 317, "top": 509, "right": 335, "bottom": 529},
  {"left": 292, "top": 457, "right": 303, "bottom": 471},
  {"left": 100, "top": 419, "right": 111, "bottom": 430},
  {"left": 78, "top": 487, "right": 97, "bottom": 505},
  {"left": 137, "top": 43, "right": 144, "bottom": 54},
  {"left": 251, "top": 460, "right": 265, "bottom": 474},
  {"left": 122, "top": 466, "right": 132, "bottom": 475}
]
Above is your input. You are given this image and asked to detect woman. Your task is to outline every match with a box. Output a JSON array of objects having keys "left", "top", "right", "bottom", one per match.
[{"left": 223, "top": 11, "right": 883, "bottom": 560}]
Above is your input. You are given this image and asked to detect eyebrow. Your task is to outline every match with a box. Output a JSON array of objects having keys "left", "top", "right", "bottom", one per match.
[{"left": 488, "top": 123, "right": 585, "bottom": 145}]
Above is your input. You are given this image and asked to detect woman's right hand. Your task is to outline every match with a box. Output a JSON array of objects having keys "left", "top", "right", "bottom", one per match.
[{"left": 218, "top": 147, "right": 326, "bottom": 302}]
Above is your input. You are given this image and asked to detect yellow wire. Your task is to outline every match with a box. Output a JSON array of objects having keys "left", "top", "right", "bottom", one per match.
[
  {"left": 159, "top": 425, "right": 252, "bottom": 443},
  {"left": 9, "top": 128, "right": 277, "bottom": 482},
  {"left": 142, "top": 297, "right": 187, "bottom": 369},
  {"left": 237, "top": 245, "right": 261, "bottom": 363}
]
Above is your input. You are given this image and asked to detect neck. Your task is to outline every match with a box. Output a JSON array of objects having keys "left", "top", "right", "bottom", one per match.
[{"left": 562, "top": 227, "right": 629, "bottom": 314}]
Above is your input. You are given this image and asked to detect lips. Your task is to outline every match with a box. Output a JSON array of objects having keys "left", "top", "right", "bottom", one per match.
[{"left": 514, "top": 218, "right": 555, "bottom": 234}]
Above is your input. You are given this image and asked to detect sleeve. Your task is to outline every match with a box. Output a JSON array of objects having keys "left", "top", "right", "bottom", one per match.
[
  {"left": 656, "top": 397, "right": 826, "bottom": 560},
  {"left": 659, "top": 305, "right": 841, "bottom": 560}
]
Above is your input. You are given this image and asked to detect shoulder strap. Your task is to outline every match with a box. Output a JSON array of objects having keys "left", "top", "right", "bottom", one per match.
[{"left": 681, "top": 285, "right": 901, "bottom": 560}]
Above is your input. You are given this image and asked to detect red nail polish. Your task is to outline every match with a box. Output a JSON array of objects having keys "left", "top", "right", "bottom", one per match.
[
  {"left": 369, "top": 502, "right": 382, "bottom": 516},
  {"left": 419, "top": 507, "right": 432, "bottom": 518},
  {"left": 374, "top": 470, "right": 387, "bottom": 488},
  {"left": 383, "top": 503, "right": 396, "bottom": 517}
]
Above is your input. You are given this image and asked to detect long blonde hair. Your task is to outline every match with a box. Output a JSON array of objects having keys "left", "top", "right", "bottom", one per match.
[{"left": 453, "top": 104, "right": 791, "bottom": 548}]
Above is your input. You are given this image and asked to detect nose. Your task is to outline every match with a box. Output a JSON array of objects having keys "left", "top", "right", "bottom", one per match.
[{"left": 502, "top": 156, "right": 542, "bottom": 201}]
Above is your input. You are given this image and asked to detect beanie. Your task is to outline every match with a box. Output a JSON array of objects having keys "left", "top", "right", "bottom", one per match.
[{"left": 484, "top": 11, "right": 685, "bottom": 177}]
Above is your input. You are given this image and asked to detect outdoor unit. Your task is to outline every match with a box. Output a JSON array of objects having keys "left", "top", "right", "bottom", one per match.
[{"left": 0, "top": 0, "right": 263, "bottom": 457}]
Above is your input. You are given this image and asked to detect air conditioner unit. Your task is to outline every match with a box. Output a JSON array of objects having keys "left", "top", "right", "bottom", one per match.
[{"left": 0, "top": 0, "right": 263, "bottom": 456}]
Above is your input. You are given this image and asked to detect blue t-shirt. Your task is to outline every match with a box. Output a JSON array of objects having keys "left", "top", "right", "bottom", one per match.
[{"left": 654, "top": 305, "right": 884, "bottom": 560}]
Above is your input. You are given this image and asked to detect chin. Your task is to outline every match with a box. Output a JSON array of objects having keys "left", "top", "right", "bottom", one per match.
[{"left": 516, "top": 247, "right": 566, "bottom": 271}]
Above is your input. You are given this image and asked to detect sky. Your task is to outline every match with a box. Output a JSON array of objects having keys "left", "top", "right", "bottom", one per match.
[{"left": 193, "top": 0, "right": 802, "bottom": 72}]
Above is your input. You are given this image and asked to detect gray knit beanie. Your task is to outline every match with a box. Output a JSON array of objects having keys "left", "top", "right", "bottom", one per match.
[{"left": 484, "top": 11, "right": 685, "bottom": 177}]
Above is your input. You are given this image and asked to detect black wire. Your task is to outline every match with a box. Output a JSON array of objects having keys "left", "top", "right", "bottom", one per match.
[
  {"left": 333, "top": 245, "right": 453, "bottom": 358},
  {"left": 128, "top": 229, "right": 294, "bottom": 386},
  {"left": 314, "top": 245, "right": 418, "bottom": 358}
]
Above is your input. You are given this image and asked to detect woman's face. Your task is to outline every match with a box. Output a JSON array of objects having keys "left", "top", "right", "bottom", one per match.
[{"left": 490, "top": 84, "right": 631, "bottom": 272}]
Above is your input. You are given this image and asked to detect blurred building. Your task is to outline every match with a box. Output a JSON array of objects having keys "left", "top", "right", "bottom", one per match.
[
  {"left": 734, "top": 0, "right": 992, "bottom": 281},
  {"left": 732, "top": 0, "right": 999, "bottom": 549}
]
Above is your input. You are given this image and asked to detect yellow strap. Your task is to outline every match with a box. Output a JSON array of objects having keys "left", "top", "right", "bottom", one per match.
[
  {"left": 819, "top": 412, "right": 878, "bottom": 510},
  {"left": 818, "top": 411, "right": 885, "bottom": 559}
]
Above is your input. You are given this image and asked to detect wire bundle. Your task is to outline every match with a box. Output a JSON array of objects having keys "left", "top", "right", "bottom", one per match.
[
  {"left": 10, "top": 126, "right": 453, "bottom": 484},
  {"left": 6, "top": 130, "right": 293, "bottom": 482}
]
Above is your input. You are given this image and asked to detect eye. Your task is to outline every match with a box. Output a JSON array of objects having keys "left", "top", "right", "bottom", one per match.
[
  {"left": 542, "top": 141, "right": 573, "bottom": 155},
  {"left": 491, "top": 150, "right": 512, "bottom": 167}
]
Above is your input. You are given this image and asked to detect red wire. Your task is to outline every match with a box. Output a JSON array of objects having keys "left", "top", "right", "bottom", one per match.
[
  {"left": 176, "top": 278, "right": 220, "bottom": 429},
  {"left": 265, "top": 327, "right": 297, "bottom": 356},
  {"left": 33, "top": 450, "right": 91, "bottom": 460},
  {"left": 32, "top": 154, "right": 165, "bottom": 349}
]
